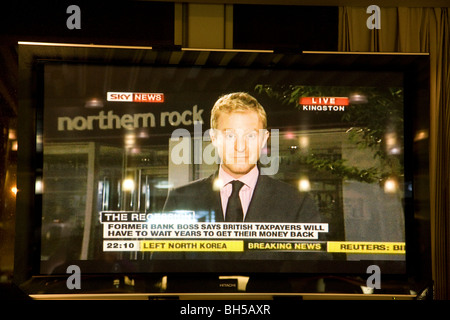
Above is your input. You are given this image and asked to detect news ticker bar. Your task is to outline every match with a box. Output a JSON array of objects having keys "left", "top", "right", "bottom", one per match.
[
  {"left": 103, "top": 240, "right": 406, "bottom": 254},
  {"left": 102, "top": 222, "right": 329, "bottom": 240}
]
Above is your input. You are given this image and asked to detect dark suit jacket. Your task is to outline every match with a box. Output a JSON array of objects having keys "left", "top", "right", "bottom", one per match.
[
  {"left": 163, "top": 172, "right": 322, "bottom": 224},
  {"left": 150, "top": 171, "right": 331, "bottom": 262}
]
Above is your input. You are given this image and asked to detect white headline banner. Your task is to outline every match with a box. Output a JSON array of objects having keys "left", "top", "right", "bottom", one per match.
[{"left": 102, "top": 222, "right": 329, "bottom": 240}]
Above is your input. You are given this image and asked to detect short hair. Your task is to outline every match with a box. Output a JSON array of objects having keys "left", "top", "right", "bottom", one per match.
[{"left": 210, "top": 92, "right": 267, "bottom": 129}]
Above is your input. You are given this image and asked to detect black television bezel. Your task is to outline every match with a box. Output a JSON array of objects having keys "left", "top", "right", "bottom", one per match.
[{"left": 14, "top": 43, "right": 431, "bottom": 297}]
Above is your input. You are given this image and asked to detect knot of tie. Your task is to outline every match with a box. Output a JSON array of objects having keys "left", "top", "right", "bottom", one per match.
[{"left": 225, "top": 180, "right": 245, "bottom": 222}]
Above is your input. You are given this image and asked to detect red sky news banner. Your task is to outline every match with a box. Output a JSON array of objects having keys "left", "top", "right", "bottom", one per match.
[
  {"left": 107, "top": 91, "right": 165, "bottom": 103},
  {"left": 99, "top": 211, "right": 405, "bottom": 254}
]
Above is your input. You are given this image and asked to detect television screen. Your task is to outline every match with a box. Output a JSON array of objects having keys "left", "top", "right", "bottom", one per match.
[{"left": 15, "top": 45, "right": 431, "bottom": 297}]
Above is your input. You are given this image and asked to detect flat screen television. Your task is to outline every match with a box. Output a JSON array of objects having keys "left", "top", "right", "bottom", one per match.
[{"left": 14, "top": 43, "right": 431, "bottom": 299}]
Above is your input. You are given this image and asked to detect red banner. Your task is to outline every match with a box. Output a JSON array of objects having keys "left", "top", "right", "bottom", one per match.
[{"left": 299, "top": 97, "right": 349, "bottom": 106}]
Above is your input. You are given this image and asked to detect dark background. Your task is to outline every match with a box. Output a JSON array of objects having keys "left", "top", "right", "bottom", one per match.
[
  {"left": 0, "top": 1, "right": 340, "bottom": 299},
  {"left": 0, "top": 0, "right": 439, "bottom": 301}
]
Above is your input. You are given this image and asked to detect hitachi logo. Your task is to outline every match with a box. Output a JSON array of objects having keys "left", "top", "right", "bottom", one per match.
[{"left": 107, "top": 92, "right": 164, "bottom": 103}]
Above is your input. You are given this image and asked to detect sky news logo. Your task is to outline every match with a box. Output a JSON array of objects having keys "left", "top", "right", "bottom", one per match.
[{"left": 107, "top": 92, "right": 165, "bottom": 103}]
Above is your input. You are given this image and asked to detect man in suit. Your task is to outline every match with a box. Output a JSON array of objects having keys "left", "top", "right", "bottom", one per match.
[
  {"left": 163, "top": 92, "right": 321, "bottom": 225},
  {"left": 153, "top": 92, "right": 329, "bottom": 264},
  {"left": 148, "top": 91, "right": 332, "bottom": 277},
  {"left": 163, "top": 168, "right": 320, "bottom": 224}
]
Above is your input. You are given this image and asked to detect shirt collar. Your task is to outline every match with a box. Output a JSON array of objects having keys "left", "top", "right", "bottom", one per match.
[{"left": 218, "top": 165, "right": 259, "bottom": 190}]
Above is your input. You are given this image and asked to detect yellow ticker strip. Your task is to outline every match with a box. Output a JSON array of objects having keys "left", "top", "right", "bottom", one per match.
[
  {"left": 140, "top": 240, "right": 244, "bottom": 252},
  {"left": 327, "top": 242, "right": 405, "bottom": 254}
]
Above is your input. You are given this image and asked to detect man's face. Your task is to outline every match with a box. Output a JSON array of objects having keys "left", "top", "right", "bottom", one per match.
[{"left": 210, "top": 111, "right": 269, "bottom": 178}]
